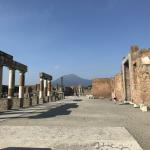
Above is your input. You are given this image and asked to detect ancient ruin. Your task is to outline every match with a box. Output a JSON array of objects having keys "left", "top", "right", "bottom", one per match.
[
  {"left": 92, "top": 45, "right": 150, "bottom": 112},
  {"left": 92, "top": 78, "right": 112, "bottom": 98},
  {"left": 121, "top": 46, "right": 150, "bottom": 111},
  {"left": 0, "top": 51, "right": 27, "bottom": 109},
  {"left": 0, "top": 51, "right": 65, "bottom": 112},
  {"left": 39, "top": 72, "right": 53, "bottom": 103},
  {"left": 1, "top": 46, "right": 150, "bottom": 113}
]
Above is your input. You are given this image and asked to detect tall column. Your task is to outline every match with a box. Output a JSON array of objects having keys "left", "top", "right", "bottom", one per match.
[
  {"left": 61, "top": 77, "right": 64, "bottom": 92},
  {"left": 78, "top": 86, "right": 81, "bottom": 96},
  {"left": 8, "top": 68, "right": 15, "bottom": 99},
  {"left": 0, "top": 66, "right": 3, "bottom": 98},
  {"left": 44, "top": 79, "right": 47, "bottom": 97},
  {"left": 47, "top": 80, "right": 52, "bottom": 97},
  {"left": 19, "top": 72, "right": 25, "bottom": 107},
  {"left": 39, "top": 77, "right": 44, "bottom": 99}
]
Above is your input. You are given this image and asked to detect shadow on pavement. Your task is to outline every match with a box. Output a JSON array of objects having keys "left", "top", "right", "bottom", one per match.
[
  {"left": 73, "top": 99, "right": 82, "bottom": 102},
  {"left": 29, "top": 103, "right": 78, "bottom": 119},
  {"left": 0, "top": 103, "right": 79, "bottom": 120}
]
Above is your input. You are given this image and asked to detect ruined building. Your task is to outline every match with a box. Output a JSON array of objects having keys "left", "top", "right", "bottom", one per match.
[
  {"left": 92, "top": 46, "right": 150, "bottom": 111},
  {"left": 121, "top": 46, "right": 150, "bottom": 111},
  {"left": 0, "top": 51, "right": 64, "bottom": 112},
  {"left": 0, "top": 51, "right": 27, "bottom": 110}
]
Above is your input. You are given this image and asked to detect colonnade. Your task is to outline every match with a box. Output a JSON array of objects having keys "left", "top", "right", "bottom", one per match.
[
  {"left": 39, "top": 72, "right": 52, "bottom": 102},
  {"left": 0, "top": 51, "right": 27, "bottom": 108}
]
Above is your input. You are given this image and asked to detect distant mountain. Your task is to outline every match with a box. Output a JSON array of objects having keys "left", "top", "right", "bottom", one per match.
[{"left": 52, "top": 74, "right": 92, "bottom": 87}]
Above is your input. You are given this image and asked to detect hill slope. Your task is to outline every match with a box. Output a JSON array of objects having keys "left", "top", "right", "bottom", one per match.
[{"left": 53, "top": 74, "right": 92, "bottom": 87}]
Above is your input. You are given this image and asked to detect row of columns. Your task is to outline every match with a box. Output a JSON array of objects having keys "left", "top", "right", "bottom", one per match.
[
  {"left": 0, "top": 66, "right": 25, "bottom": 100},
  {"left": 39, "top": 78, "right": 52, "bottom": 99}
]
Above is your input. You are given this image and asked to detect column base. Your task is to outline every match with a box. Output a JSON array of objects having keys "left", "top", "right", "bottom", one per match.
[
  {"left": 37, "top": 96, "right": 39, "bottom": 105},
  {"left": 7, "top": 98, "right": 13, "bottom": 110},
  {"left": 48, "top": 96, "right": 52, "bottom": 102},
  {"left": 29, "top": 98, "right": 32, "bottom": 106},
  {"left": 20, "top": 98, "right": 24, "bottom": 108},
  {"left": 43, "top": 97, "right": 47, "bottom": 103}
]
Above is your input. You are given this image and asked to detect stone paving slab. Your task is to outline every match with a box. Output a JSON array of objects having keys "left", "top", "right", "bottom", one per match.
[{"left": 0, "top": 126, "right": 142, "bottom": 150}]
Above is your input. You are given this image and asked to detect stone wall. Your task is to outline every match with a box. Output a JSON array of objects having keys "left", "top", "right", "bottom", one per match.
[
  {"left": 92, "top": 78, "right": 112, "bottom": 98},
  {"left": 0, "top": 97, "right": 40, "bottom": 112},
  {"left": 0, "top": 99, "right": 7, "bottom": 111},
  {"left": 113, "top": 73, "right": 123, "bottom": 101},
  {"left": 136, "top": 52, "right": 150, "bottom": 106},
  {"left": 122, "top": 47, "right": 150, "bottom": 107}
]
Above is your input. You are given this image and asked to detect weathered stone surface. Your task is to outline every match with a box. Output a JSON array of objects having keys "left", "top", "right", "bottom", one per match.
[
  {"left": 92, "top": 78, "right": 112, "bottom": 98},
  {"left": 0, "top": 126, "right": 142, "bottom": 150},
  {"left": 0, "top": 99, "right": 7, "bottom": 111},
  {"left": 112, "top": 73, "right": 123, "bottom": 101}
]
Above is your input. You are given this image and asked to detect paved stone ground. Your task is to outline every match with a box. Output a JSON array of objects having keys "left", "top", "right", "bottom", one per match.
[{"left": 0, "top": 96, "right": 149, "bottom": 149}]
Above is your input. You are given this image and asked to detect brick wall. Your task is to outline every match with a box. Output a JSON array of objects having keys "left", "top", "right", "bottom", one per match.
[{"left": 92, "top": 78, "right": 112, "bottom": 98}]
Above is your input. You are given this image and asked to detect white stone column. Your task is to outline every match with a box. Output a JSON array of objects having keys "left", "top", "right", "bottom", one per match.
[
  {"left": 44, "top": 79, "right": 47, "bottom": 97},
  {"left": 47, "top": 80, "right": 52, "bottom": 97},
  {"left": 19, "top": 72, "right": 25, "bottom": 99},
  {"left": 0, "top": 66, "right": 3, "bottom": 98},
  {"left": 39, "top": 78, "right": 44, "bottom": 99},
  {"left": 8, "top": 68, "right": 15, "bottom": 99},
  {"left": 78, "top": 86, "right": 81, "bottom": 96}
]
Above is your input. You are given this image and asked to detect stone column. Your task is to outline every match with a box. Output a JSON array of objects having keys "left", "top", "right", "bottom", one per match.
[
  {"left": 8, "top": 68, "right": 15, "bottom": 99},
  {"left": 78, "top": 86, "right": 81, "bottom": 96},
  {"left": 61, "top": 77, "right": 64, "bottom": 92},
  {"left": 19, "top": 72, "right": 25, "bottom": 107},
  {"left": 39, "top": 77, "right": 44, "bottom": 100},
  {"left": 7, "top": 68, "right": 15, "bottom": 110},
  {"left": 0, "top": 66, "right": 3, "bottom": 98},
  {"left": 44, "top": 79, "right": 47, "bottom": 97},
  {"left": 47, "top": 80, "right": 52, "bottom": 101},
  {"left": 47, "top": 80, "right": 52, "bottom": 96}
]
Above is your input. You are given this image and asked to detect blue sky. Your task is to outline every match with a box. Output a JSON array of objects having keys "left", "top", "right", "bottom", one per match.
[{"left": 0, "top": 0, "right": 150, "bottom": 85}]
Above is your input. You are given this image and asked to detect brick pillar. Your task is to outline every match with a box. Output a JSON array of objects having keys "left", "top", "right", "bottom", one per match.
[
  {"left": 19, "top": 72, "right": 25, "bottom": 108},
  {"left": 39, "top": 78, "right": 44, "bottom": 100},
  {"left": 0, "top": 66, "right": 3, "bottom": 98}
]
